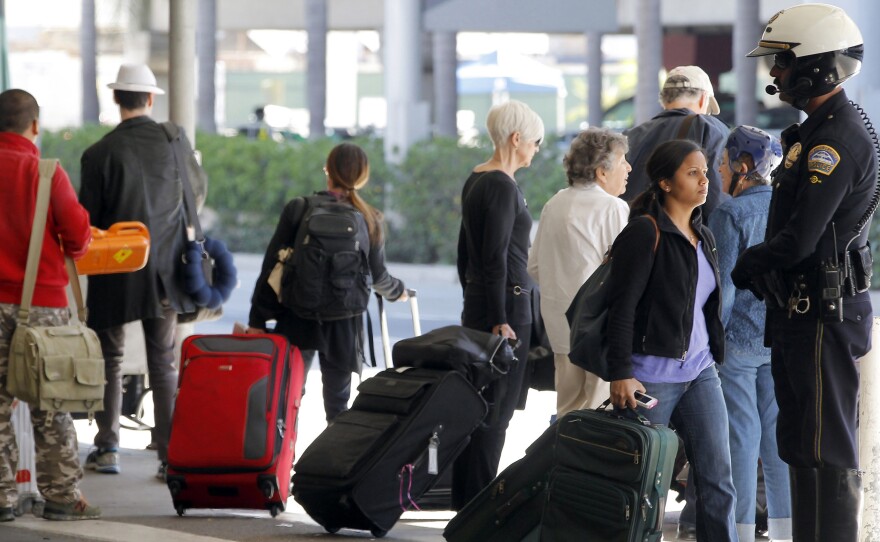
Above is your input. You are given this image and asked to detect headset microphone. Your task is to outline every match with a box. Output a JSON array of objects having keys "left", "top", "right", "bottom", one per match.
[{"left": 765, "top": 84, "right": 779, "bottom": 96}]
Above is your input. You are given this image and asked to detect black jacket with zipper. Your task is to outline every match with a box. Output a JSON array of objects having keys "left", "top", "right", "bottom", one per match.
[{"left": 605, "top": 209, "right": 725, "bottom": 381}]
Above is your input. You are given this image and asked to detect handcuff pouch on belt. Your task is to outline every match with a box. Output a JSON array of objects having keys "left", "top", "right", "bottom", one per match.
[
  {"left": 757, "top": 246, "right": 871, "bottom": 324},
  {"left": 844, "top": 244, "right": 873, "bottom": 295}
]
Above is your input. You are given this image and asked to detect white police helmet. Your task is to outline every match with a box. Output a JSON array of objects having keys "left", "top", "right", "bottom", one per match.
[
  {"left": 748, "top": 3, "right": 863, "bottom": 59},
  {"left": 747, "top": 4, "right": 864, "bottom": 105}
]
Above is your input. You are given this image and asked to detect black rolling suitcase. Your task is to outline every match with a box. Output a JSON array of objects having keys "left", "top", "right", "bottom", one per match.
[
  {"left": 292, "top": 367, "right": 487, "bottom": 537},
  {"left": 442, "top": 421, "right": 557, "bottom": 542}
]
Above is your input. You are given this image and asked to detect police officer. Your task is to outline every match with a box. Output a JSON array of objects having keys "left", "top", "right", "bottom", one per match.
[{"left": 731, "top": 4, "right": 877, "bottom": 540}]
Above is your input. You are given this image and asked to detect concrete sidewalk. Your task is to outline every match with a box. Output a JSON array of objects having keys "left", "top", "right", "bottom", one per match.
[
  {"left": 2, "top": 373, "right": 685, "bottom": 542},
  {"left": 1, "top": 258, "right": 687, "bottom": 541}
]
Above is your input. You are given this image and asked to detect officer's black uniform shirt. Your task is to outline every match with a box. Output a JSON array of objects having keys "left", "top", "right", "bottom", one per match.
[{"left": 735, "top": 89, "right": 877, "bottom": 286}]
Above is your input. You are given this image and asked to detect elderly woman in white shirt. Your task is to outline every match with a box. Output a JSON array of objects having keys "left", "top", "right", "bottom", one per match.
[{"left": 527, "top": 127, "right": 631, "bottom": 416}]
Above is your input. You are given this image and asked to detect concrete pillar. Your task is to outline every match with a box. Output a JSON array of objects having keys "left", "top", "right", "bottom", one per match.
[
  {"left": 169, "top": 0, "right": 197, "bottom": 142},
  {"left": 634, "top": 0, "right": 662, "bottom": 125},
  {"left": 432, "top": 31, "right": 457, "bottom": 138},
  {"left": 81, "top": 0, "right": 99, "bottom": 124},
  {"left": 734, "top": 0, "right": 759, "bottom": 127},
  {"left": 306, "top": 0, "right": 327, "bottom": 139},
  {"left": 383, "top": 0, "right": 429, "bottom": 164},
  {"left": 855, "top": 0, "right": 880, "bottom": 120},
  {"left": 586, "top": 32, "right": 603, "bottom": 129},
  {"left": 168, "top": 0, "right": 198, "bottom": 370},
  {"left": 860, "top": 317, "right": 880, "bottom": 541}
]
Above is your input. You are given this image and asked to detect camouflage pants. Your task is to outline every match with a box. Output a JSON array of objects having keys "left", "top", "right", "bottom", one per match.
[{"left": 0, "top": 303, "right": 83, "bottom": 507}]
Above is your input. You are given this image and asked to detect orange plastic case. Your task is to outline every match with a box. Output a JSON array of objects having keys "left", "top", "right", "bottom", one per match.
[{"left": 75, "top": 222, "right": 151, "bottom": 275}]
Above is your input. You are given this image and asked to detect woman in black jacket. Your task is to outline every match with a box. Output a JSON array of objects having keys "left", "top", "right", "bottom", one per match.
[
  {"left": 607, "top": 139, "right": 737, "bottom": 541},
  {"left": 453, "top": 99, "right": 544, "bottom": 509},
  {"left": 248, "top": 143, "right": 407, "bottom": 422}
]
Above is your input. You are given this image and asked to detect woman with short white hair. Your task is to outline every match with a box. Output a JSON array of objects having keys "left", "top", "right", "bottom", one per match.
[{"left": 453, "top": 100, "right": 544, "bottom": 509}]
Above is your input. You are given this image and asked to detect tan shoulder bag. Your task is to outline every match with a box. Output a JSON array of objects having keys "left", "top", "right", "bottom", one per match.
[{"left": 6, "top": 159, "right": 104, "bottom": 418}]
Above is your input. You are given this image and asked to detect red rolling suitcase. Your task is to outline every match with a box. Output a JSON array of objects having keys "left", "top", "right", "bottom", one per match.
[{"left": 165, "top": 334, "right": 305, "bottom": 517}]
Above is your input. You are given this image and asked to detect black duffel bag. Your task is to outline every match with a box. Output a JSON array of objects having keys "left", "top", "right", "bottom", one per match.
[{"left": 392, "top": 325, "right": 516, "bottom": 390}]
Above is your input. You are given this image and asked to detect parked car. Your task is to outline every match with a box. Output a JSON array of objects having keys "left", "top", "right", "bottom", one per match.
[{"left": 602, "top": 92, "right": 799, "bottom": 135}]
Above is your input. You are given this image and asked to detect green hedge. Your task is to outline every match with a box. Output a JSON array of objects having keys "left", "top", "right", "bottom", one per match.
[
  {"left": 41, "top": 127, "right": 566, "bottom": 263},
  {"left": 38, "top": 126, "right": 880, "bottom": 280}
]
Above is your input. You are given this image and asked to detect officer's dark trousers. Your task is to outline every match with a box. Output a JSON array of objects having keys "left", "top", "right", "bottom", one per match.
[
  {"left": 768, "top": 301, "right": 872, "bottom": 541},
  {"left": 451, "top": 322, "right": 530, "bottom": 510}
]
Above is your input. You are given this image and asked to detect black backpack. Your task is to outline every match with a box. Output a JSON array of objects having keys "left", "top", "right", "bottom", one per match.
[{"left": 280, "top": 195, "right": 372, "bottom": 321}]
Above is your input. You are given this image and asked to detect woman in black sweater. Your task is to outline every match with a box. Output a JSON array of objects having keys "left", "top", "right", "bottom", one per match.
[{"left": 454, "top": 100, "right": 544, "bottom": 509}]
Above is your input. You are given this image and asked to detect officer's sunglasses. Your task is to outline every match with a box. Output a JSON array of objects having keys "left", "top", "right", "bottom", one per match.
[{"left": 773, "top": 52, "right": 795, "bottom": 70}]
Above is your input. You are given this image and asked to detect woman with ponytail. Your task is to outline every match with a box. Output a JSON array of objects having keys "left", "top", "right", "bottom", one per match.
[
  {"left": 605, "top": 139, "right": 738, "bottom": 541},
  {"left": 248, "top": 142, "right": 407, "bottom": 422}
]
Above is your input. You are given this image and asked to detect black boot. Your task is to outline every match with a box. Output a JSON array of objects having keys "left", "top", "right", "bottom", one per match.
[
  {"left": 816, "top": 468, "right": 862, "bottom": 542},
  {"left": 790, "top": 467, "right": 817, "bottom": 541}
]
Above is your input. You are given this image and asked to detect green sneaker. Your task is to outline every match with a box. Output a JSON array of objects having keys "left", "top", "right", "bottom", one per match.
[{"left": 42, "top": 498, "right": 101, "bottom": 521}]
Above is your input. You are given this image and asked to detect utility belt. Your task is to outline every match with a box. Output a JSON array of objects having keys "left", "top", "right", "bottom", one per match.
[{"left": 760, "top": 245, "right": 872, "bottom": 323}]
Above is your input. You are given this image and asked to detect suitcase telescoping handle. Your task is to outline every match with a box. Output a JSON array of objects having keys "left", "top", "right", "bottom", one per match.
[{"left": 377, "top": 288, "right": 420, "bottom": 368}]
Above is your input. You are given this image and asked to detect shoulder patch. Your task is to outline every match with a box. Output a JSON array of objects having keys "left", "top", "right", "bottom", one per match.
[
  {"left": 784, "top": 142, "right": 801, "bottom": 169},
  {"left": 807, "top": 145, "right": 841, "bottom": 175}
]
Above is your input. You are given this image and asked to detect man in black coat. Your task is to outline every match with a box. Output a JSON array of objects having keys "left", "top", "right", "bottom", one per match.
[{"left": 78, "top": 64, "right": 204, "bottom": 479}]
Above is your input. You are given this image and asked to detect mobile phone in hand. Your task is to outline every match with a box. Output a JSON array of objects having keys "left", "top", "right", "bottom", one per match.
[{"left": 634, "top": 391, "right": 658, "bottom": 409}]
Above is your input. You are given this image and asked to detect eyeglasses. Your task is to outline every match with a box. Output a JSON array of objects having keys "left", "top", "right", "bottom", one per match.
[{"left": 773, "top": 52, "right": 795, "bottom": 70}]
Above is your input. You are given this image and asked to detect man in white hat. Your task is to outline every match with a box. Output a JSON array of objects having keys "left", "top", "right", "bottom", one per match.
[
  {"left": 622, "top": 65, "right": 730, "bottom": 217},
  {"left": 78, "top": 64, "right": 204, "bottom": 480}
]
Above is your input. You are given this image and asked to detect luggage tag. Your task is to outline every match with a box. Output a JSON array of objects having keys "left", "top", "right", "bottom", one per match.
[{"left": 428, "top": 432, "right": 440, "bottom": 475}]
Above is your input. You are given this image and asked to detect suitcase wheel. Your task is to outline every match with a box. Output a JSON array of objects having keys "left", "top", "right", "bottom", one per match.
[
  {"left": 175, "top": 505, "right": 186, "bottom": 517},
  {"left": 259, "top": 479, "right": 275, "bottom": 499},
  {"left": 371, "top": 528, "right": 387, "bottom": 538}
]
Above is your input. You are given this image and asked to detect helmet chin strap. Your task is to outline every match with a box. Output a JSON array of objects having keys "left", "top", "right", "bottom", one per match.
[{"left": 728, "top": 174, "right": 743, "bottom": 196}]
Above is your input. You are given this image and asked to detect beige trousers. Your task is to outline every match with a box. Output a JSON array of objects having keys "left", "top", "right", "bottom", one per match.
[{"left": 554, "top": 353, "right": 609, "bottom": 417}]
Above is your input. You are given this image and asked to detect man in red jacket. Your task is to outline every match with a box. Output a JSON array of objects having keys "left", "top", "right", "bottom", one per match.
[{"left": 0, "top": 89, "right": 100, "bottom": 521}]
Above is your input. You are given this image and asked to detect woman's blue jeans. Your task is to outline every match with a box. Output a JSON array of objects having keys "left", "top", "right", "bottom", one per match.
[
  {"left": 719, "top": 349, "right": 792, "bottom": 535},
  {"left": 638, "top": 365, "right": 738, "bottom": 542}
]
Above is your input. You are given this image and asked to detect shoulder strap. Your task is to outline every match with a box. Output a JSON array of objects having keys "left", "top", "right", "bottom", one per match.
[
  {"left": 18, "top": 160, "right": 86, "bottom": 324},
  {"left": 19, "top": 159, "right": 57, "bottom": 321},
  {"left": 643, "top": 214, "right": 661, "bottom": 253},
  {"left": 163, "top": 121, "right": 203, "bottom": 243},
  {"left": 289, "top": 196, "right": 315, "bottom": 251},
  {"left": 677, "top": 114, "right": 697, "bottom": 139}
]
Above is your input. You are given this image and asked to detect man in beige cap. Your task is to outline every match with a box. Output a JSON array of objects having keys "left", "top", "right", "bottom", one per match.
[
  {"left": 78, "top": 64, "right": 203, "bottom": 481},
  {"left": 622, "top": 65, "right": 729, "bottom": 216}
]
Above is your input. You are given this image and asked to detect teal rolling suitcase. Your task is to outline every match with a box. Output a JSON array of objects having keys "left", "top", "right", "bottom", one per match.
[{"left": 540, "top": 407, "right": 678, "bottom": 542}]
